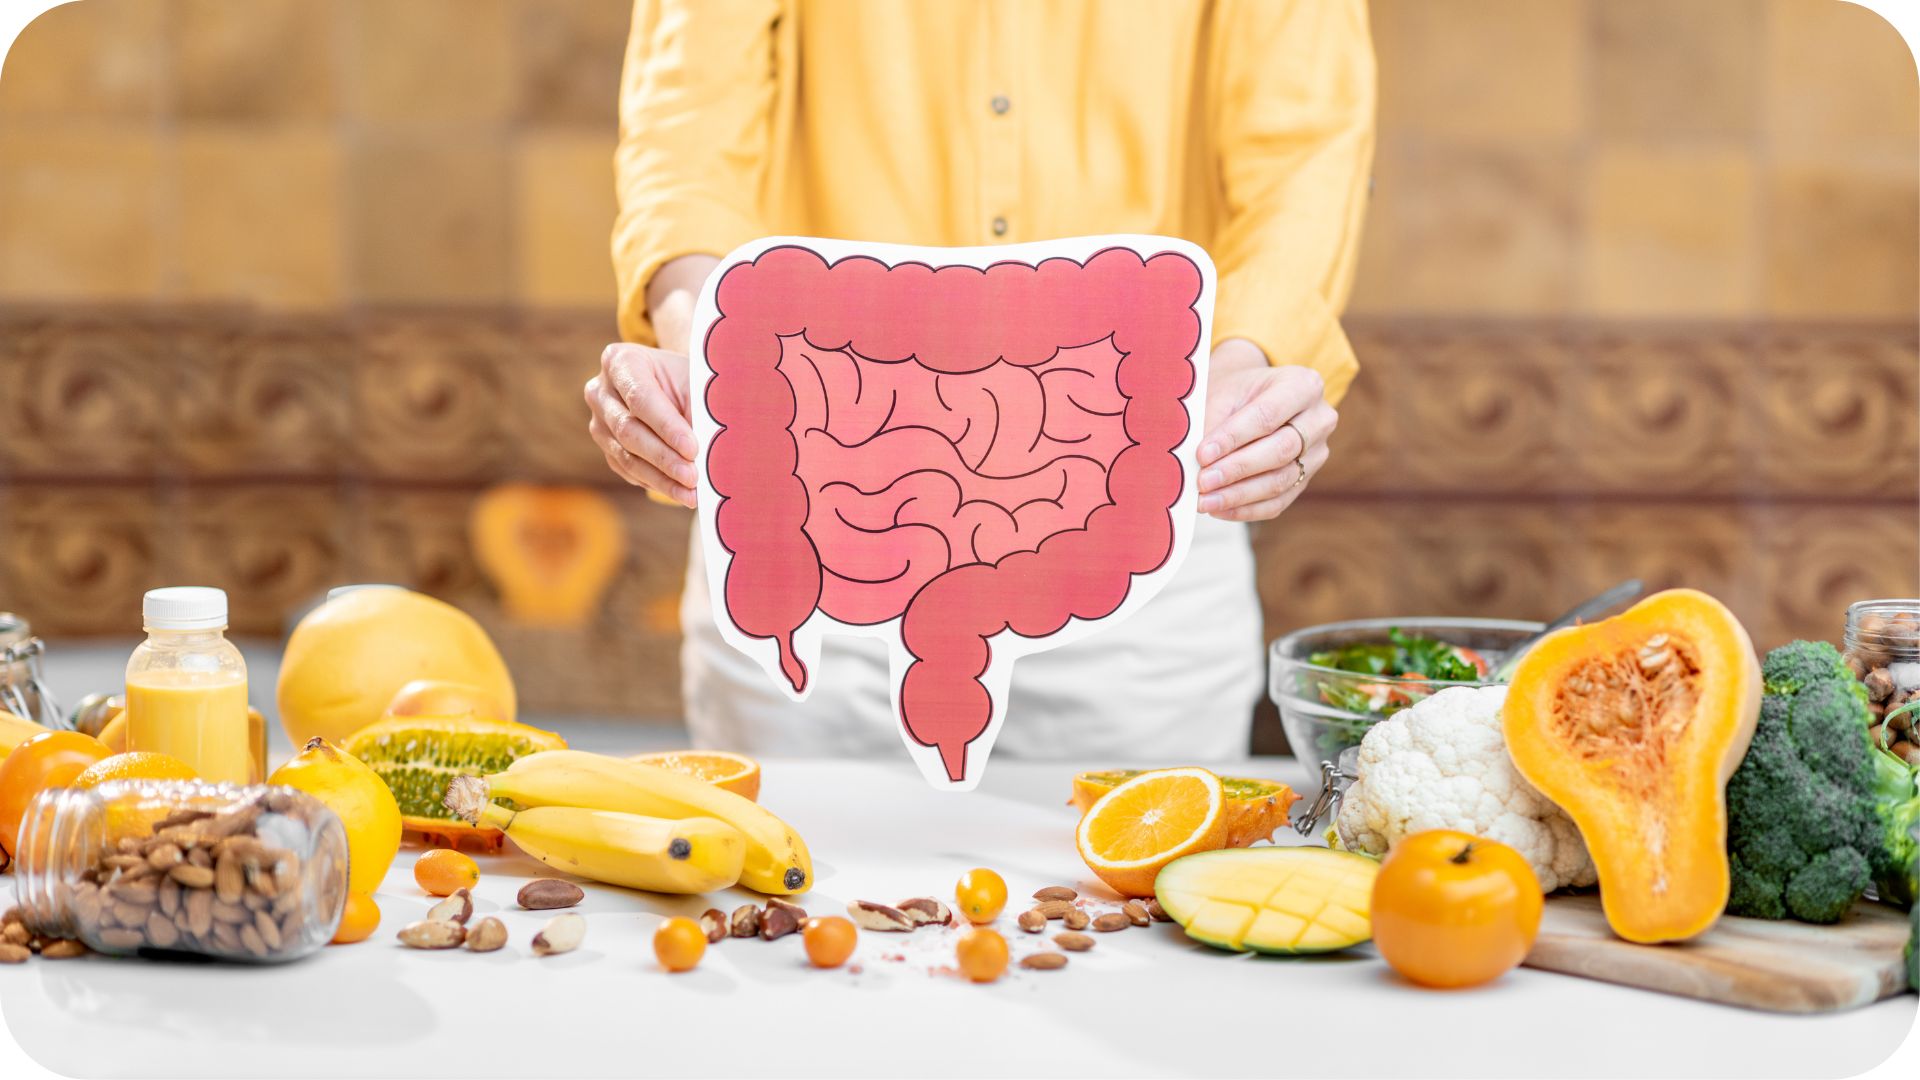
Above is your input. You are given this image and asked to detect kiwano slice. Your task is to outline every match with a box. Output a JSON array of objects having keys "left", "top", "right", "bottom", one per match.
[
  {"left": 1071, "top": 769, "right": 1299, "bottom": 847},
  {"left": 344, "top": 715, "right": 566, "bottom": 848},
  {"left": 1154, "top": 846, "right": 1378, "bottom": 955}
]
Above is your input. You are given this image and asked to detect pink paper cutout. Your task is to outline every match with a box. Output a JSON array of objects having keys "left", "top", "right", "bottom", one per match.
[{"left": 691, "top": 237, "right": 1212, "bottom": 789}]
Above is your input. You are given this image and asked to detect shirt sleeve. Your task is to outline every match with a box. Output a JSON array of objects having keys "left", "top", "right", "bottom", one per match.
[
  {"left": 612, "top": 0, "right": 784, "bottom": 346},
  {"left": 1209, "top": 0, "right": 1376, "bottom": 405}
]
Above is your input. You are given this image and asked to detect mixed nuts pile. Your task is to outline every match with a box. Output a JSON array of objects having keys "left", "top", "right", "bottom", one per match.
[
  {"left": 394, "top": 877, "right": 585, "bottom": 957},
  {"left": 838, "top": 884, "right": 1172, "bottom": 972}
]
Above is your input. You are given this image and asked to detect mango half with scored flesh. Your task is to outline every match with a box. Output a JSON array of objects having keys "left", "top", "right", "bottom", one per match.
[{"left": 1154, "top": 846, "right": 1378, "bottom": 954}]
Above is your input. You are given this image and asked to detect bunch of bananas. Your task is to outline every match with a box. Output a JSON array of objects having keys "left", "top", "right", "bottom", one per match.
[{"left": 443, "top": 751, "right": 813, "bottom": 896}]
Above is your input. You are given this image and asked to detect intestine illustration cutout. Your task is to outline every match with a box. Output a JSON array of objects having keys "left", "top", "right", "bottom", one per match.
[{"left": 690, "top": 236, "right": 1213, "bottom": 789}]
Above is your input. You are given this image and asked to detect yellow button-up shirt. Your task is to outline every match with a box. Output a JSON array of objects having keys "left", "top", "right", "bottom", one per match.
[{"left": 613, "top": 0, "right": 1374, "bottom": 404}]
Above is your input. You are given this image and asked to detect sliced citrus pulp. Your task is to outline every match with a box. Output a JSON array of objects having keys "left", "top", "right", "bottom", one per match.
[
  {"left": 1075, "top": 767, "right": 1228, "bottom": 898},
  {"left": 1070, "top": 768, "right": 1298, "bottom": 847},
  {"left": 627, "top": 750, "right": 761, "bottom": 801}
]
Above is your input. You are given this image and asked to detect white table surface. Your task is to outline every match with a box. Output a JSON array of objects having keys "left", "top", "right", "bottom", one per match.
[{"left": 3, "top": 744, "right": 1915, "bottom": 1079}]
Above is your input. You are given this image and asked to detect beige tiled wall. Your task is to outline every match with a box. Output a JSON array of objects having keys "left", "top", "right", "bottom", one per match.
[{"left": 1, "top": 0, "right": 1911, "bottom": 320}]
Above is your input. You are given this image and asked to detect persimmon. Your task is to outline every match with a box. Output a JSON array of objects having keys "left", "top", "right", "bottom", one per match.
[
  {"left": 0, "top": 731, "right": 112, "bottom": 858},
  {"left": 1371, "top": 829, "right": 1542, "bottom": 989}
]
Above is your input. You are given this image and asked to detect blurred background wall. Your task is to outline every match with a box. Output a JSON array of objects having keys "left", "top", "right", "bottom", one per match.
[{"left": 1, "top": 0, "right": 1915, "bottom": 746}]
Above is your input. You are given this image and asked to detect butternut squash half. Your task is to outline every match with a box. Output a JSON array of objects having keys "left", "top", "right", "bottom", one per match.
[{"left": 1503, "top": 589, "right": 1760, "bottom": 944}]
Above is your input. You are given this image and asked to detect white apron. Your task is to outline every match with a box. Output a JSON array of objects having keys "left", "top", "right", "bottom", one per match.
[{"left": 679, "top": 513, "right": 1265, "bottom": 762}]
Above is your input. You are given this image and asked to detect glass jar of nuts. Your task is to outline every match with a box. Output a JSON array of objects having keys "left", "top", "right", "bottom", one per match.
[
  {"left": 1844, "top": 599, "right": 1920, "bottom": 767},
  {"left": 12, "top": 780, "right": 348, "bottom": 962}
]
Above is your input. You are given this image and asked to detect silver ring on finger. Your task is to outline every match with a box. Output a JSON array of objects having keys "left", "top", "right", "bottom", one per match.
[{"left": 1282, "top": 419, "right": 1307, "bottom": 464}]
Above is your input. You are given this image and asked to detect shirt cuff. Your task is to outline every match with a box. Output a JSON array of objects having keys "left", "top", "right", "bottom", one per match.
[
  {"left": 1212, "top": 279, "right": 1360, "bottom": 407},
  {"left": 612, "top": 200, "right": 763, "bottom": 347}
]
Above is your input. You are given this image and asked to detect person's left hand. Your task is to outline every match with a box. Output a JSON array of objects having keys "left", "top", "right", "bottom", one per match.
[{"left": 1196, "top": 339, "right": 1337, "bottom": 521}]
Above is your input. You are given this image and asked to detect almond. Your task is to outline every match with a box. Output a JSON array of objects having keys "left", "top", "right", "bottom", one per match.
[
  {"left": 1143, "top": 898, "right": 1172, "bottom": 922},
  {"left": 845, "top": 900, "right": 913, "bottom": 932},
  {"left": 1063, "top": 909, "right": 1090, "bottom": 931},
  {"left": 40, "top": 939, "right": 88, "bottom": 959},
  {"left": 1020, "top": 951, "right": 1068, "bottom": 970},
  {"left": 0, "top": 942, "right": 27, "bottom": 964},
  {"left": 1032, "top": 886, "right": 1077, "bottom": 902},
  {"left": 1053, "top": 931, "right": 1095, "bottom": 952},
  {"left": 1122, "top": 900, "right": 1151, "bottom": 927},
  {"left": 1016, "top": 909, "right": 1047, "bottom": 933},
  {"left": 1092, "top": 912, "right": 1130, "bottom": 932},
  {"left": 516, "top": 878, "right": 584, "bottom": 910},
  {"left": 1032, "top": 899, "right": 1075, "bottom": 920}
]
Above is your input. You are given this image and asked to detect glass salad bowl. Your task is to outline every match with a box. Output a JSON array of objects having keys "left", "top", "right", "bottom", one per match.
[{"left": 1268, "top": 617, "right": 1544, "bottom": 775}]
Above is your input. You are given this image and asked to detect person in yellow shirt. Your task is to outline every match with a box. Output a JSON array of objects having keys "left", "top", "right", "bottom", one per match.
[{"left": 587, "top": 0, "right": 1374, "bottom": 761}]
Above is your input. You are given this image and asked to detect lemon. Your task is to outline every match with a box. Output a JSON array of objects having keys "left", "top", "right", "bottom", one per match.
[
  {"left": 268, "top": 737, "right": 403, "bottom": 896},
  {"left": 276, "top": 588, "right": 516, "bottom": 748}
]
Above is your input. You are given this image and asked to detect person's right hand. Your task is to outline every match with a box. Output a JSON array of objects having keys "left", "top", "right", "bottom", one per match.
[{"left": 585, "top": 343, "right": 699, "bottom": 507}]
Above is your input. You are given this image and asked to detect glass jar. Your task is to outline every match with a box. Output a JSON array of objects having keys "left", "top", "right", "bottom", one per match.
[
  {"left": 14, "top": 779, "right": 347, "bottom": 962},
  {"left": 1843, "top": 599, "right": 1920, "bottom": 767},
  {"left": 126, "top": 587, "right": 253, "bottom": 784}
]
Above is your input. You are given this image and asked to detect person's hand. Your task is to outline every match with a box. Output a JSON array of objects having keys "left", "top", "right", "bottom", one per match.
[
  {"left": 1196, "top": 339, "right": 1337, "bottom": 521},
  {"left": 585, "top": 343, "right": 699, "bottom": 507}
]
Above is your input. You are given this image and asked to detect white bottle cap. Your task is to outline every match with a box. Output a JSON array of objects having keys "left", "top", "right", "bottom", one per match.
[
  {"left": 326, "top": 584, "right": 402, "bottom": 602},
  {"left": 143, "top": 587, "right": 229, "bottom": 630}
]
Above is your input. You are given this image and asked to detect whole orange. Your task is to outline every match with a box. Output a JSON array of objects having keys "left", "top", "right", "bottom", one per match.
[
  {"left": 71, "top": 751, "right": 198, "bottom": 790},
  {"left": 954, "top": 927, "right": 1008, "bottom": 983},
  {"left": 1371, "top": 829, "right": 1543, "bottom": 989},
  {"left": 0, "top": 731, "right": 112, "bottom": 858}
]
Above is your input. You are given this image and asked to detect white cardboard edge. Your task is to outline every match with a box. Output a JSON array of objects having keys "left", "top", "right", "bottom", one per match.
[{"left": 687, "top": 234, "right": 1216, "bottom": 791}]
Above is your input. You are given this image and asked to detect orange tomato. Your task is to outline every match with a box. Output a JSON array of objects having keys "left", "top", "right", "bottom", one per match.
[
  {"left": 332, "top": 892, "right": 382, "bottom": 944},
  {"left": 1371, "top": 829, "right": 1543, "bottom": 989},
  {"left": 0, "top": 731, "right": 112, "bottom": 858},
  {"left": 955, "top": 867, "right": 1008, "bottom": 924},
  {"left": 413, "top": 848, "right": 480, "bottom": 897},
  {"left": 653, "top": 916, "right": 707, "bottom": 972},
  {"left": 802, "top": 916, "right": 857, "bottom": 968},
  {"left": 954, "top": 927, "right": 1008, "bottom": 983}
]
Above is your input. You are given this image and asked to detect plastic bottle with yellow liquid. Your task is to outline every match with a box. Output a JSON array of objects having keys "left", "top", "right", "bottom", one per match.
[{"left": 125, "top": 587, "right": 254, "bottom": 784}]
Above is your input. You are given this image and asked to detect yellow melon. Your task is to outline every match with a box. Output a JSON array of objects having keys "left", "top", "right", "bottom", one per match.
[{"left": 276, "top": 588, "right": 516, "bottom": 748}]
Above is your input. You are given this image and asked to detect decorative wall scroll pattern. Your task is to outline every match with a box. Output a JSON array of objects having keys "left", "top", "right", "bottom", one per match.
[{"left": 0, "top": 308, "right": 1913, "bottom": 724}]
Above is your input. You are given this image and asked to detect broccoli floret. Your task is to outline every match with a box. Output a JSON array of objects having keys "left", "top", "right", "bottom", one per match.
[{"left": 1725, "top": 641, "right": 1886, "bottom": 922}]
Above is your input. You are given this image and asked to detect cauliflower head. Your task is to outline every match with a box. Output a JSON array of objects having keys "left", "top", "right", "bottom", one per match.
[{"left": 1334, "top": 684, "right": 1597, "bottom": 892}]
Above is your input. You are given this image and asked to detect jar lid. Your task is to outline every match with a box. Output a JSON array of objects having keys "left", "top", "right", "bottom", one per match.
[{"left": 143, "top": 587, "right": 228, "bottom": 630}]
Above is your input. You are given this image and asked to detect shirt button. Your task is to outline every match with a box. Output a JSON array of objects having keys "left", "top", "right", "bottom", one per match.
[
  {"left": 990, "top": 95, "right": 1010, "bottom": 115},
  {"left": 991, "top": 216, "right": 1008, "bottom": 237}
]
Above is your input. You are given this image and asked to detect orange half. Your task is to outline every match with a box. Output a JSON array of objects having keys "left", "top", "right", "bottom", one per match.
[
  {"left": 627, "top": 750, "right": 761, "bottom": 801},
  {"left": 1075, "top": 767, "right": 1227, "bottom": 898}
]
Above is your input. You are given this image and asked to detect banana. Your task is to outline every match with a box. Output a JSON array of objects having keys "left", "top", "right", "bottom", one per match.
[
  {"left": 463, "top": 750, "right": 813, "bottom": 894},
  {"left": 446, "top": 778, "right": 745, "bottom": 894}
]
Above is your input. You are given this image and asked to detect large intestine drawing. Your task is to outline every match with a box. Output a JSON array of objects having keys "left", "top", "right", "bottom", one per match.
[{"left": 690, "top": 237, "right": 1212, "bottom": 789}]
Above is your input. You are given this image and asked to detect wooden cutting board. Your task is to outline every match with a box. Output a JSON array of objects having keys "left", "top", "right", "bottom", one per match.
[{"left": 1523, "top": 894, "right": 1913, "bottom": 1013}]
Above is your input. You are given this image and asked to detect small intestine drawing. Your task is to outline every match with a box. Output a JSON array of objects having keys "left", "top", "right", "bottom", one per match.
[{"left": 691, "top": 236, "right": 1212, "bottom": 789}]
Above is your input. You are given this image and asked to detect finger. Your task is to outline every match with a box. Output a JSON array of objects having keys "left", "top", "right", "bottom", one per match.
[
  {"left": 1198, "top": 425, "right": 1300, "bottom": 496},
  {"left": 599, "top": 440, "right": 695, "bottom": 506},
  {"left": 606, "top": 345, "right": 698, "bottom": 459},
  {"left": 1209, "top": 441, "right": 1330, "bottom": 521},
  {"left": 598, "top": 386, "right": 697, "bottom": 488},
  {"left": 590, "top": 417, "right": 649, "bottom": 484},
  {"left": 1198, "top": 366, "right": 1324, "bottom": 466}
]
